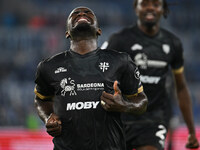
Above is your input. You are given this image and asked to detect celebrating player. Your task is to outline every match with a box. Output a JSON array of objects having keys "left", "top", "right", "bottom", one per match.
[{"left": 34, "top": 6, "right": 148, "bottom": 150}]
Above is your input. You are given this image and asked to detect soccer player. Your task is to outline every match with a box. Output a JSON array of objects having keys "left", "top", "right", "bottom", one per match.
[
  {"left": 102, "top": 0, "right": 199, "bottom": 150},
  {"left": 34, "top": 6, "right": 148, "bottom": 150}
]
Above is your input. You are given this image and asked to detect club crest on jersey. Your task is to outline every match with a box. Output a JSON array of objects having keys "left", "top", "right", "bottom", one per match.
[
  {"left": 131, "top": 44, "right": 143, "bottom": 51},
  {"left": 99, "top": 62, "right": 109, "bottom": 72},
  {"left": 162, "top": 44, "right": 170, "bottom": 54},
  {"left": 55, "top": 67, "right": 67, "bottom": 74},
  {"left": 134, "top": 68, "right": 140, "bottom": 80},
  {"left": 60, "top": 78, "right": 77, "bottom": 96}
]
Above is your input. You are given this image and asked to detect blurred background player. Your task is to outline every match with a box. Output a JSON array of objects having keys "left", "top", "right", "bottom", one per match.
[
  {"left": 102, "top": 0, "right": 199, "bottom": 149},
  {"left": 34, "top": 6, "right": 147, "bottom": 150}
]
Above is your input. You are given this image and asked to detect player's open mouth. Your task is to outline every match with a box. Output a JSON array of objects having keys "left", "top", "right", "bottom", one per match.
[
  {"left": 76, "top": 17, "right": 91, "bottom": 24},
  {"left": 145, "top": 13, "right": 155, "bottom": 20}
]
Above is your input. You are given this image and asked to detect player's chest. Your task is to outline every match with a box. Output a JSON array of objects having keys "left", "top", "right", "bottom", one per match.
[
  {"left": 48, "top": 58, "right": 122, "bottom": 95},
  {"left": 50, "top": 57, "right": 119, "bottom": 80}
]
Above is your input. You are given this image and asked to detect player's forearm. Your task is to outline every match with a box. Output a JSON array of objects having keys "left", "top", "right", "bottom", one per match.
[
  {"left": 177, "top": 87, "right": 195, "bottom": 134},
  {"left": 125, "top": 92, "right": 148, "bottom": 114},
  {"left": 34, "top": 97, "right": 54, "bottom": 124}
]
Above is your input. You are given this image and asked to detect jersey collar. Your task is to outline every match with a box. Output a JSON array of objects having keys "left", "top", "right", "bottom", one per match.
[
  {"left": 68, "top": 48, "right": 100, "bottom": 58},
  {"left": 134, "top": 25, "right": 161, "bottom": 38}
]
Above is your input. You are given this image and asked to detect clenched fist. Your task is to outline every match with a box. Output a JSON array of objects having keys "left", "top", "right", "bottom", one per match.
[
  {"left": 185, "top": 134, "right": 199, "bottom": 149},
  {"left": 45, "top": 113, "right": 62, "bottom": 137}
]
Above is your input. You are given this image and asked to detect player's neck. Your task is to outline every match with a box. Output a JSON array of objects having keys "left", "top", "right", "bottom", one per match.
[
  {"left": 137, "top": 22, "right": 160, "bottom": 36},
  {"left": 70, "top": 39, "right": 98, "bottom": 55}
]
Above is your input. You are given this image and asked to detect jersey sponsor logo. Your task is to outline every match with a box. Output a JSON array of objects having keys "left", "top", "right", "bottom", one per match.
[
  {"left": 140, "top": 75, "right": 161, "bottom": 84},
  {"left": 77, "top": 83, "right": 104, "bottom": 91},
  {"left": 134, "top": 53, "right": 148, "bottom": 69},
  {"left": 55, "top": 67, "right": 67, "bottom": 74},
  {"left": 155, "top": 125, "right": 167, "bottom": 148},
  {"left": 66, "top": 101, "right": 99, "bottom": 111},
  {"left": 77, "top": 83, "right": 104, "bottom": 88},
  {"left": 131, "top": 43, "right": 143, "bottom": 51},
  {"left": 60, "top": 78, "right": 105, "bottom": 96},
  {"left": 134, "top": 53, "right": 167, "bottom": 69},
  {"left": 60, "top": 78, "right": 77, "bottom": 96},
  {"left": 147, "top": 60, "right": 167, "bottom": 68},
  {"left": 99, "top": 62, "right": 109, "bottom": 72},
  {"left": 162, "top": 44, "right": 170, "bottom": 54}
]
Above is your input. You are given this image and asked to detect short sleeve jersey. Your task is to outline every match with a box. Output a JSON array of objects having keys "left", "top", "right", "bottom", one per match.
[
  {"left": 105, "top": 25, "right": 184, "bottom": 123},
  {"left": 34, "top": 48, "right": 142, "bottom": 150}
]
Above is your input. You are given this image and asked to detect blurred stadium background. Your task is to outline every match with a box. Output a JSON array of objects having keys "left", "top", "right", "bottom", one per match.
[{"left": 0, "top": 0, "right": 199, "bottom": 149}]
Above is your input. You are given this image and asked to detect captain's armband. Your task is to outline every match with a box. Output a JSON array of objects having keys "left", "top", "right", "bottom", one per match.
[
  {"left": 125, "top": 86, "right": 143, "bottom": 98},
  {"left": 172, "top": 66, "right": 184, "bottom": 74},
  {"left": 34, "top": 87, "right": 54, "bottom": 100}
]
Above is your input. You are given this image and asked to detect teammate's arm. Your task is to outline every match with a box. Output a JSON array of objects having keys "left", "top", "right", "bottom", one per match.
[
  {"left": 172, "top": 37, "right": 199, "bottom": 148},
  {"left": 173, "top": 71, "right": 199, "bottom": 149},
  {"left": 101, "top": 81, "right": 148, "bottom": 114}
]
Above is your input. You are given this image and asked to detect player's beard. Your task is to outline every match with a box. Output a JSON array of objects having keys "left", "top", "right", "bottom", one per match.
[
  {"left": 144, "top": 21, "right": 156, "bottom": 29},
  {"left": 70, "top": 23, "right": 96, "bottom": 40}
]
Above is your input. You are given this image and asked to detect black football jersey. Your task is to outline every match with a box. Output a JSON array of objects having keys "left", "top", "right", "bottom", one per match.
[
  {"left": 34, "top": 48, "right": 142, "bottom": 150},
  {"left": 105, "top": 25, "right": 184, "bottom": 124}
]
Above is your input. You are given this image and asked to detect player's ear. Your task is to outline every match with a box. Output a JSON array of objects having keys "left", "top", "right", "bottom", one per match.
[
  {"left": 65, "top": 31, "right": 70, "bottom": 39},
  {"left": 133, "top": 1, "right": 139, "bottom": 17},
  {"left": 135, "top": 6, "right": 139, "bottom": 17},
  {"left": 97, "top": 28, "right": 102, "bottom": 36}
]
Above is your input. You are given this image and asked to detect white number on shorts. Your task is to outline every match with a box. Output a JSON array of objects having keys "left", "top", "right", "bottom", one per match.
[{"left": 155, "top": 125, "right": 167, "bottom": 148}]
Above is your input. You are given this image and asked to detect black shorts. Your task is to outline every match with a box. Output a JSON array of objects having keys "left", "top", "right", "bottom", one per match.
[{"left": 125, "top": 122, "right": 168, "bottom": 150}]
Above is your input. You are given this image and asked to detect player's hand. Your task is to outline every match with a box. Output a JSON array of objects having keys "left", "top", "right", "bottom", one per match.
[
  {"left": 101, "top": 80, "right": 126, "bottom": 112},
  {"left": 185, "top": 134, "right": 199, "bottom": 149},
  {"left": 45, "top": 113, "right": 62, "bottom": 137}
]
